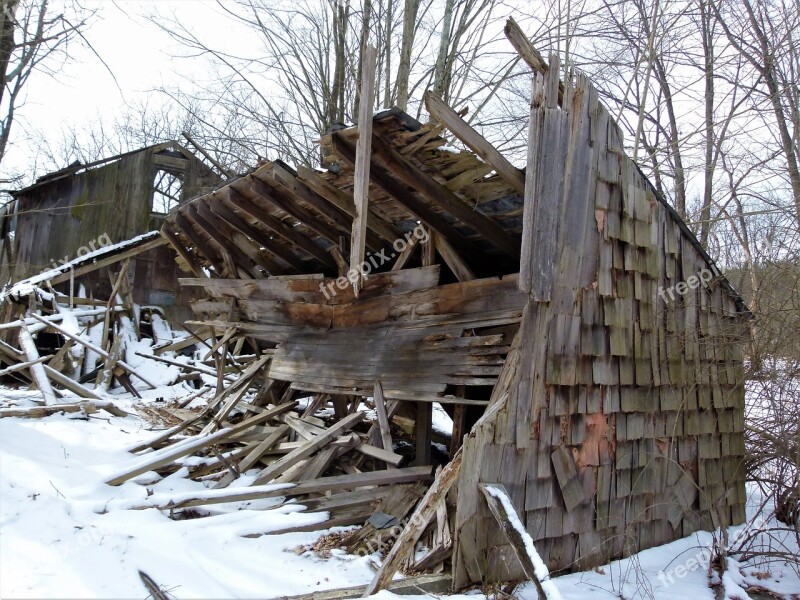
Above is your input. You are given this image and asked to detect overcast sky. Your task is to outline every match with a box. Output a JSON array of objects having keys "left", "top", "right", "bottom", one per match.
[{"left": 7, "top": 0, "right": 256, "bottom": 178}]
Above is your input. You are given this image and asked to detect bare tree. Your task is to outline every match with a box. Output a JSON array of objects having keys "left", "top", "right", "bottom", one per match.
[{"left": 0, "top": 0, "right": 95, "bottom": 173}]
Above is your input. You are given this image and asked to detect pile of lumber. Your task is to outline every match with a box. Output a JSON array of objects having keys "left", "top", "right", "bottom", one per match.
[
  {"left": 0, "top": 235, "right": 210, "bottom": 416},
  {"left": 108, "top": 368, "right": 460, "bottom": 575}
]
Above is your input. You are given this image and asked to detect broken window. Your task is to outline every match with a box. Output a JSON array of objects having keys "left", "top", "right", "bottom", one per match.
[{"left": 151, "top": 169, "right": 183, "bottom": 214}]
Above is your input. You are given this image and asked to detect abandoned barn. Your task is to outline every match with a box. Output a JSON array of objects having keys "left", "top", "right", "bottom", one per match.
[
  {"left": 140, "top": 30, "right": 751, "bottom": 593},
  {"left": 0, "top": 22, "right": 750, "bottom": 596},
  {"left": 0, "top": 142, "right": 219, "bottom": 320}
]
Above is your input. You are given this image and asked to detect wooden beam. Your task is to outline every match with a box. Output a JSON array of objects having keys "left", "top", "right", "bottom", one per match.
[
  {"left": 209, "top": 198, "right": 293, "bottom": 275},
  {"left": 434, "top": 233, "right": 475, "bottom": 281},
  {"left": 296, "top": 165, "right": 401, "bottom": 244},
  {"left": 181, "top": 131, "right": 235, "bottom": 177},
  {"left": 186, "top": 203, "right": 260, "bottom": 278},
  {"left": 363, "top": 450, "right": 462, "bottom": 595},
  {"left": 106, "top": 404, "right": 296, "bottom": 486},
  {"left": 350, "top": 45, "right": 377, "bottom": 296},
  {"left": 479, "top": 483, "right": 550, "bottom": 600},
  {"left": 28, "top": 313, "right": 159, "bottom": 390},
  {"left": 368, "top": 133, "right": 520, "bottom": 259},
  {"left": 330, "top": 133, "right": 482, "bottom": 262},
  {"left": 48, "top": 236, "right": 167, "bottom": 286},
  {"left": 391, "top": 235, "right": 419, "bottom": 270},
  {"left": 504, "top": 17, "right": 564, "bottom": 105},
  {"left": 413, "top": 401, "right": 432, "bottom": 466},
  {"left": 425, "top": 91, "right": 525, "bottom": 195},
  {"left": 271, "top": 162, "right": 383, "bottom": 251},
  {"left": 174, "top": 211, "right": 226, "bottom": 274},
  {"left": 223, "top": 189, "right": 334, "bottom": 270},
  {"left": 17, "top": 324, "right": 56, "bottom": 405},
  {"left": 161, "top": 227, "right": 207, "bottom": 278},
  {"left": 253, "top": 411, "right": 365, "bottom": 485},
  {"left": 241, "top": 176, "right": 344, "bottom": 245},
  {"left": 373, "top": 381, "right": 395, "bottom": 470}
]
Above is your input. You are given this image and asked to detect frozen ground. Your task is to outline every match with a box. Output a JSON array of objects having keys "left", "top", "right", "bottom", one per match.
[{"left": 1, "top": 386, "right": 798, "bottom": 599}]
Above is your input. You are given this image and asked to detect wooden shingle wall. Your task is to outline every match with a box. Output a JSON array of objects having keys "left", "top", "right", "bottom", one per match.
[{"left": 452, "top": 59, "right": 748, "bottom": 586}]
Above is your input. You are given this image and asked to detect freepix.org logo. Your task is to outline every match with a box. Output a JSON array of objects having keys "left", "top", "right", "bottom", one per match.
[{"left": 658, "top": 268, "right": 713, "bottom": 303}]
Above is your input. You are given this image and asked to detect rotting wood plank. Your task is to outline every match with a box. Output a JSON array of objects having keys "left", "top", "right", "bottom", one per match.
[
  {"left": 329, "top": 133, "right": 482, "bottom": 262},
  {"left": 135, "top": 466, "right": 433, "bottom": 511},
  {"left": 17, "top": 324, "right": 56, "bottom": 405},
  {"left": 350, "top": 44, "right": 377, "bottom": 297},
  {"left": 29, "top": 314, "right": 158, "bottom": 390},
  {"left": 425, "top": 92, "right": 525, "bottom": 195},
  {"left": 368, "top": 133, "right": 520, "bottom": 259},
  {"left": 106, "top": 403, "right": 298, "bottom": 486},
  {"left": 363, "top": 450, "right": 462, "bottom": 596},
  {"left": 504, "top": 17, "right": 564, "bottom": 104},
  {"left": 252, "top": 412, "right": 365, "bottom": 485},
  {"left": 479, "top": 483, "right": 550, "bottom": 600}
]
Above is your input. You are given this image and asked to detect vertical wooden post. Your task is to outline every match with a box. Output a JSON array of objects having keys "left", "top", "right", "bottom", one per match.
[
  {"left": 350, "top": 44, "right": 377, "bottom": 297},
  {"left": 413, "top": 401, "right": 432, "bottom": 466}
]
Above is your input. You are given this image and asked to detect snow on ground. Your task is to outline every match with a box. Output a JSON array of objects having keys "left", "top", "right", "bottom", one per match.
[{"left": 1, "top": 384, "right": 798, "bottom": 599}]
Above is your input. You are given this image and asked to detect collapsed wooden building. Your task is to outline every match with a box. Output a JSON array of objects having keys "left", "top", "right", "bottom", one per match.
[
  {"left": 99, "top": 24, "right": 749, "bottom": 595},
  {"left": 0, "top": 142, "right": 219, "bottom": 320}
]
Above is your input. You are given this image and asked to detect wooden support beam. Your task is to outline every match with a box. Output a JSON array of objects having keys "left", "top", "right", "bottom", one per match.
[
  {"left": 46, "top": 235, "right": 167, "bottom": 286},
  {"left": 28, "top": 313, "right": 158, "bottom": 390},
  {"left": 363, "top": 451, "right": 462, "bottom": 596},
  {"left": 174, "top": 211, "right": 226, "bottom": 274},
  {"left": 161, "top": 227, "right": 207, "bottom": 278},
  {"left": 425, "top": 91, "right": 525, "bottom": 195},
  {"left": 391, "top": 235, "right": 419, "bottom": 270},
  {"left": 434, "top": 233, "right": 475, "bottom": 281},
  {"left": 240, "top": 176, "right": 344, "bottom": 246},
  {"left": 17, "top": 324, "right": 56, "bottom": 405},
  {"left": 330, "top": 133, "right": 482, "bottom": 262},
  {"left": 373, "top": 382, "right": 394, "bottom": 466},
  {"left": 504, "top": 17, "right": 564, "bottom": 105},
  {"left": 186, "top": 203, "right": 260, "bottom": 278},
  {"left": 222, "top": 188, "right": 336, "bottom": 271},
  {"left": 296, "top": 165, "right": 401, "bottom": 244},
  {"left": 105, "top": 403, "right": 297, "bottom": 486},
  {"left": 350, "top": 44, "right": 377, "bottom": 296},
  {"left": 253, "top": 411, "right": 365, "bottom": 485},
  {"left": 413, "top": 401, "right": 432, "bottom": 466},
  {"left": 479, "top": 483, "right": 551, "bottom": 600},
  {"left": 201, "top": 198, "right": 291, "bottom": 274},
  {"left": 182, "top": 131, "right": 235, "bottom": 178},
  {"left": 368, "top": 133, "right": 520, "bottom": 259}
]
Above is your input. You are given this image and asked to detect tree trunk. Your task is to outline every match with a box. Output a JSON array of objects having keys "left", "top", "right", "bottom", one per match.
[{"left": 395, "top": 0, "right": 418, "bottom": 111}]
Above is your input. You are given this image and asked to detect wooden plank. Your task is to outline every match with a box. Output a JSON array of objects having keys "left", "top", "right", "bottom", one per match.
[
  {"left": 368, "top": 133, "right": 520, "bottom": 259},
  {"left": 161, "top": 226, "right": 207, "bottom": 278},
  {"left": 434, "top": 233, "right": 475, "bottom": 281},
  {"left": 17, "top": 324, "right": 56, "bottom": 405},
  {"left": 28, "top": 314, "right": 158, "bottom": 390},
  {"left": 504, "top": 17, "right": 563, "bottom": 104},
  {"left": 106, "top": 403, "right": 297, "bottom": 486},
  {"left": 296, "top": 165, "right": 400, "bottom": 244},
  {"left": 425, "top": 92, "right": 525, "bottom": 195},
  {"left": 48, "top": 236, "right": 167, "bottom": 286},
  {"left": 138, "top": 466, "right": 434, "bottom": 511},
  {"left": 479, "top": 483, "right": 550, "bottom": 600},
  {"left": 329, "top": 133, "right": 482, "bottom": 262},
  {"left": 373, "top": 382, "right": 395, "bottom": 469},
  {"left": 252, "top": 412, "right": 365, "bottom": 485},
  {"left": 223, "top": 190, "right": 334, "bottom": 269},
  {"left": 363, "top": 451, "right": 462, "bottom": 596},
  {"left": 350, "top": 44, "right": 377, "bottom": 296}
]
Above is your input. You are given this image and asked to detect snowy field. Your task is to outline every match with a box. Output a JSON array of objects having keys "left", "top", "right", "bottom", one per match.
[{"left": 1, "top": 384, "right": 798, "bottom": 599}]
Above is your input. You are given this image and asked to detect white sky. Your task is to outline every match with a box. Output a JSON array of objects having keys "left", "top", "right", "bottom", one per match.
[{"left": 6, "top": 0, "right": 255, "bottom": 179}]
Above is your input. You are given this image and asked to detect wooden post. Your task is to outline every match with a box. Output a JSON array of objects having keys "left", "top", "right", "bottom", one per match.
[
  {"left": 414, "top": 400, "right": 432, "bottom": 466},
  {"left": 350, "top": 44, "right": 377, "bottom": 297},
  {"left": 18, "top": 324, "right": 56, "bottom": 405}
]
